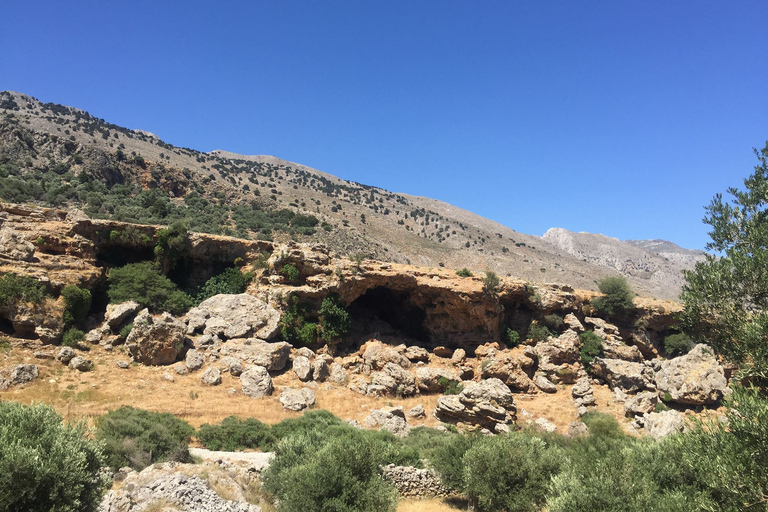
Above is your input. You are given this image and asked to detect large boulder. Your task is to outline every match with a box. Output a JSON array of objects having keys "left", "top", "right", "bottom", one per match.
[
  {"left": 280, "top": 387, "right": 316, "bottom": 411},
  {"left": 185, "top": 294, "right": 281, "bottom": 341},
  {"left": 624, "top": 391, "right": 659, "bottom": 417},
  {"left": 125, "top": 310, "right": 186, "bottom": 365},
  {"left": 201, "top": 367, "right": 222, "bottom": 386},
  {"left": 535, "top": 330, "right": 581, "bottom": 366},
  {"left": 362, "top": 340, "right": 412, "bottom": 370},
  {"left": 292, "top": 355, "right": 312, "bottom": 381},
  {"left": 240, "top": 366, "right": 273, "bottom": 398},
  {"left": 10, "top": 364, "right": 39, "bottom": 385},
  {"left": 434, "top": 378, "right": 516, "bottom": 429},
  {"left": 655, "top": 344, "right": 729, "bottom": 405},
  {"left": 591, "top": 358, "right": 654, "bottom": 393},
  {"left": 479, "top": 352, "right": 533, "bottom": 391},
  {"left": 364, "top": 406, "right": 411, "bottom": 438},
  {"left": 104, "top": 301, "right": 141, "bottom": 330},
  {"left": 69, "top": 356, "right": 93, "bottom": 372},
  {"left": 643, "top": 410, "right": 686, "bottom": 439},
  {"left": 219, "top": 339, "right": 291, "bottom": 371},
  {"left": 416, "top": 367, "right": 460, "bottom": 393}
]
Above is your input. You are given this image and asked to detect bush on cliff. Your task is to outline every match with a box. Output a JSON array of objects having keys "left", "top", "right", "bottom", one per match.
[
  {"left": 0, "top": 401, "right": 106, "bottom": 512},
  {"left": 107, "top": 262, "right": 192, "bottom": 315}
]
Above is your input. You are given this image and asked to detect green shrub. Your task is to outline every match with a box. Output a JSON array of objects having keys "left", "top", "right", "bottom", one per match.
[
  {"left": 96, "top": 406, "right": 194, "bottom": 470},
  {"left": 430, "top": 433, "right": 479, "bottom": 491},
  {"left": 437, "top": 376, "right": 464, "bottom": 395},
  {"left": 543, "top": 313, "right": 565, "bottom": 332},
  {"left": 61, "top": 284, "right": 92, "bottom": 327},
  {"left": 319, "top": 294, "right": 350, "bottom": 341},
  {"left": 505, "top": 328, "right": 521, "bottom": 347},
  {"left": 107, "top": 262, "right": 193, "bottom": 315},
  {"left": 62, "top": 328, "right": 85, "bottom": 347},
  {"left": 262, "top": 433, "right": 398, "bottom": 512},
  {"left": 280, "top": 296, "right": 316, "bottom": 344},
  {"left": 281, "top": 263, "right": 300, "bottom": 283},
  {"left": 579, "top": 331, "right": 604, "bottom": 368},
  {"left": 118, "top": 322, "right": 133, "bottom": 341},
  {"left": 456, "top": 268, "right": 473, "bottom": 278},
  {"left": 195, "top": 267, "right": 253, "bottom": 303},
  {"left": 482, "top": 271, "right": 501, "bottom": 296},
  {"left": 154, "top": 221, "right": 189, "bottom": 274},
  {"left": 197, "top": 416, "right": 274, "bottom": 451},
  {"left": 592, "top": 276, "right": 634, "bottom": 316},
  {"left": 463, "top": 434, "right": 563, "bottom": 512},
  {"left": 664, "top": 333, "right": 692, "bottom": 357},
  {"left": 527, "top": 323, "right": 552, "bottom": 342},
  {"left": 0, "top": 401, "right": 107, "bottom": 512},
  {"left": 0, "top": 272, "right": 47, "bottom": 308}
]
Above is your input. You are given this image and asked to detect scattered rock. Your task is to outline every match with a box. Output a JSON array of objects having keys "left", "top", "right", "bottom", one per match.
[
  {"left": 56, "top": 346, "right": 75, "bottom": 364},
  {"left": 186, "top": 293, "right": 281, "bottom": 340},
  {"left": 479, "top": 352, "right": 534, "bottom": 391},
  {"left": 279, "top": 387, "right": 316, "bottom": 411},
  {"left": 364, "top": 407, "right": 411, "bottom": 437},
  {"left": 643, "top": 410, "right": 686, "bottom": 439},
  {"left": 434, "top": 378, "right": 516, "bottom": 428},
  {"left": 104, "top": 301, "right": 141, "bottom": 330},
  {"left": 591, "top": 358, "right": 654, "bottom": 393},
  {"left": 362, "top": 340, "right": 412, "bottom": 370},
  {"left": 535, "top": 375, "right": 557, "bottom": 393},
  {"left": 404, "top": 346, "right": 430, "bottom": 362},
  {"left": 162, "top": 372, "right": 175, "bottom": 382},
  {"left": 85, "top": 329, "right": 102, "bottom": 344},
  {"left": 408, "top": 404, "right": 426, "bottom": 418},
  {"left": 185, "top": 349, "right": 205, "bottom": 371},
  {"left": 201, "top": 367, "right": 222, "bottom": 386},
  {"left": 534, "top": 417, "right": 557, "bottom": 433},
  {"left": 624, "top": 391, "right": 659, "bottom": 417},
  {"left": 451, "top": 348, "right": 466, "bottom": 363},
  {"left": 329, "top": 362, "right": 347, "bottom": 384},
  {"left": 655, "top": 344, "right": 729, "bottom": 405},
  {"left": 116, "top": 361, "right": 130, "bottom": 369},
  {"left": 312, "top": 356, "right": 331, "bottom": 382},
  {"left": 125, "top": 310, "right": 186, "bottom": 366},
  {"left": 219, "top": 356, "right": 243, "bottom": 377},
  {"left": 433, "top": 346, "right": 453, "bottom": 358},
  {"left": 219, "top": 340, "right": 291, "bottom": 372},
  {"left": 9, "top": 364, "right": 39, "bottom": 385},
  {"left": 567, "top": 421, "right": 589, "bottom": 437},
  {"left": 240, "top": 366, "right": 273, "bottom": 398},
  {"left": 173, "top": 362, "right": 190, "bottom": 375},
  {"left": 69, "top": 357, "right": 93, "bottom": 372}
]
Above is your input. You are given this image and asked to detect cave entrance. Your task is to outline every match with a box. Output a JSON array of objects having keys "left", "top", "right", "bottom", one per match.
[
  {"left": 347, "top": 287, "right": 429, "bottom": 343},
  {"left": 0, "top": 316, "right": 14, "bottom": 336}
]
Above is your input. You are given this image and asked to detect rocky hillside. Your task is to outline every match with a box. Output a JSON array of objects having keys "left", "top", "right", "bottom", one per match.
[{"left": 0, "top": 90, "right": 703, "bottom": 299}]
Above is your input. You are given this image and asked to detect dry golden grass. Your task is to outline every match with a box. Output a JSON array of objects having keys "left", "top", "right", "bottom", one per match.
[{"left": 397, "top": 498, "right": 465, "bottom": 512}]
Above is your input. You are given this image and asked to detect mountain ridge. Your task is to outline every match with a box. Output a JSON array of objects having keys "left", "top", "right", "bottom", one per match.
[{"left": 0, "top": 90, "right": 703, "bottom": 299}]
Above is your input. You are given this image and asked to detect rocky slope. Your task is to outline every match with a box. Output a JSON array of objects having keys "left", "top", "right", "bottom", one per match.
[{"left": 0, "top": 91, "right": 704, "bottom": 299}]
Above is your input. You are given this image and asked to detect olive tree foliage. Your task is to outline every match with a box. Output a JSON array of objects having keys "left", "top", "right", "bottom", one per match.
[{"left": 681, "top": 142, "right": 768, "bottom": 384}]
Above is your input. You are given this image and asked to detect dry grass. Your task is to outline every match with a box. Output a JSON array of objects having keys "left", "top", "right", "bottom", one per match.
[{"left": 397, "top": 498, "right": 465, "bottom": 512}]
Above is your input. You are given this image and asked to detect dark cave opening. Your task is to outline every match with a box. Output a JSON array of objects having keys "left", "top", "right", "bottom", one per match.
[
  {"left": 0, "top": 316, "right": 14, "bottom": 336},
  {"left": 347, "top": 287, "right": 429, "bottom": 343}
]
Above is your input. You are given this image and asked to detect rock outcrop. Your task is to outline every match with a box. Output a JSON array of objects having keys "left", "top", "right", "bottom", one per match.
[
  {"left": 434, "top": 378, "right": 516, "bottom": 430},
  {"left": 125, "top": 310, "right": 186, "bottom": 365},
  {"left": 186, "top": 294, "right": 280, "bottom": 341},
  {"left": 655, "top": 344, "right": 729, "bottom": 405},
  {"left": 219, "top": 340, "right": 291, "bottom": 372}
]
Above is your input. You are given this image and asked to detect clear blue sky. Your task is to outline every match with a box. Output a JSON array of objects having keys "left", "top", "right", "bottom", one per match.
[{"left": 1, "top": 1, "right": 766, "bottom": 250}]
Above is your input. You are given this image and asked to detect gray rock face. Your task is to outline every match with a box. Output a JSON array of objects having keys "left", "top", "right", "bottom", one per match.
[
  {"left": 655, "top": 344, "right": 729, "bottom": 405},
  {"left": 185, "top": 293, "right": 280, "bottom": 341},
  {"left": 279, "top": 387, "right": 316, "bottom": 411},
  {"left": 185, "top": 349, "right": 205, "bottom": 371},
  {"left": 312, "top": 356, "right": 331, "bottom": 382},
  {"left": 9, "top": 364, "right": 39, "bottom": 385},
  {"left": 416, "top": 367, "right": 460, "bottom": 393},
  {"left": 329, "top": 362, "right": 347, "bottom": 384},
  {"left": 364, "top": 406, "right": 410, "bottom": 437},
  {"left": 125, "top": 310, "right": 186, "bottom": 365},
  {"left": 201, "top": 367, "right": 222, "bottom": 386},
  {"left": 434, "top": 378, "right": 516, "bottom": 428},
  {"left": 104, "top": 301, "right": 141, "bottom": 330},
  {"left": 69, "top": 356, "right": 93, "bottom": 372},
  {"left": 362, "top": 341, "right": 411, "bottom": 370},
  {"left": 571, "top": 376, "right": 593, "bottom": 398},
  {"left": 643, "top": 410, "right": 686, "bottom": 439},
  {"left": 592, "top": 358, "right": 654, "bottom": 393},
  {"left": 624, "top": 391, "right": 659, "bottom": 417},
  {"left": 240, "top": 366, "right": 273, "bottom": 398},
  {"left": 292, "top": 355, "right": 312, "bottom": 381},
  {"left": 0, "top": 227, "right": 35, "bottom": 261},
  {"left": 564, "top": 313, "right": 584, "bottom": 332},
  {"left": 219, "top": 340, "right": 291, "bottom": 371},
  {"left": 57, "top": 346, "right": 75, "bottom": 364}
]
